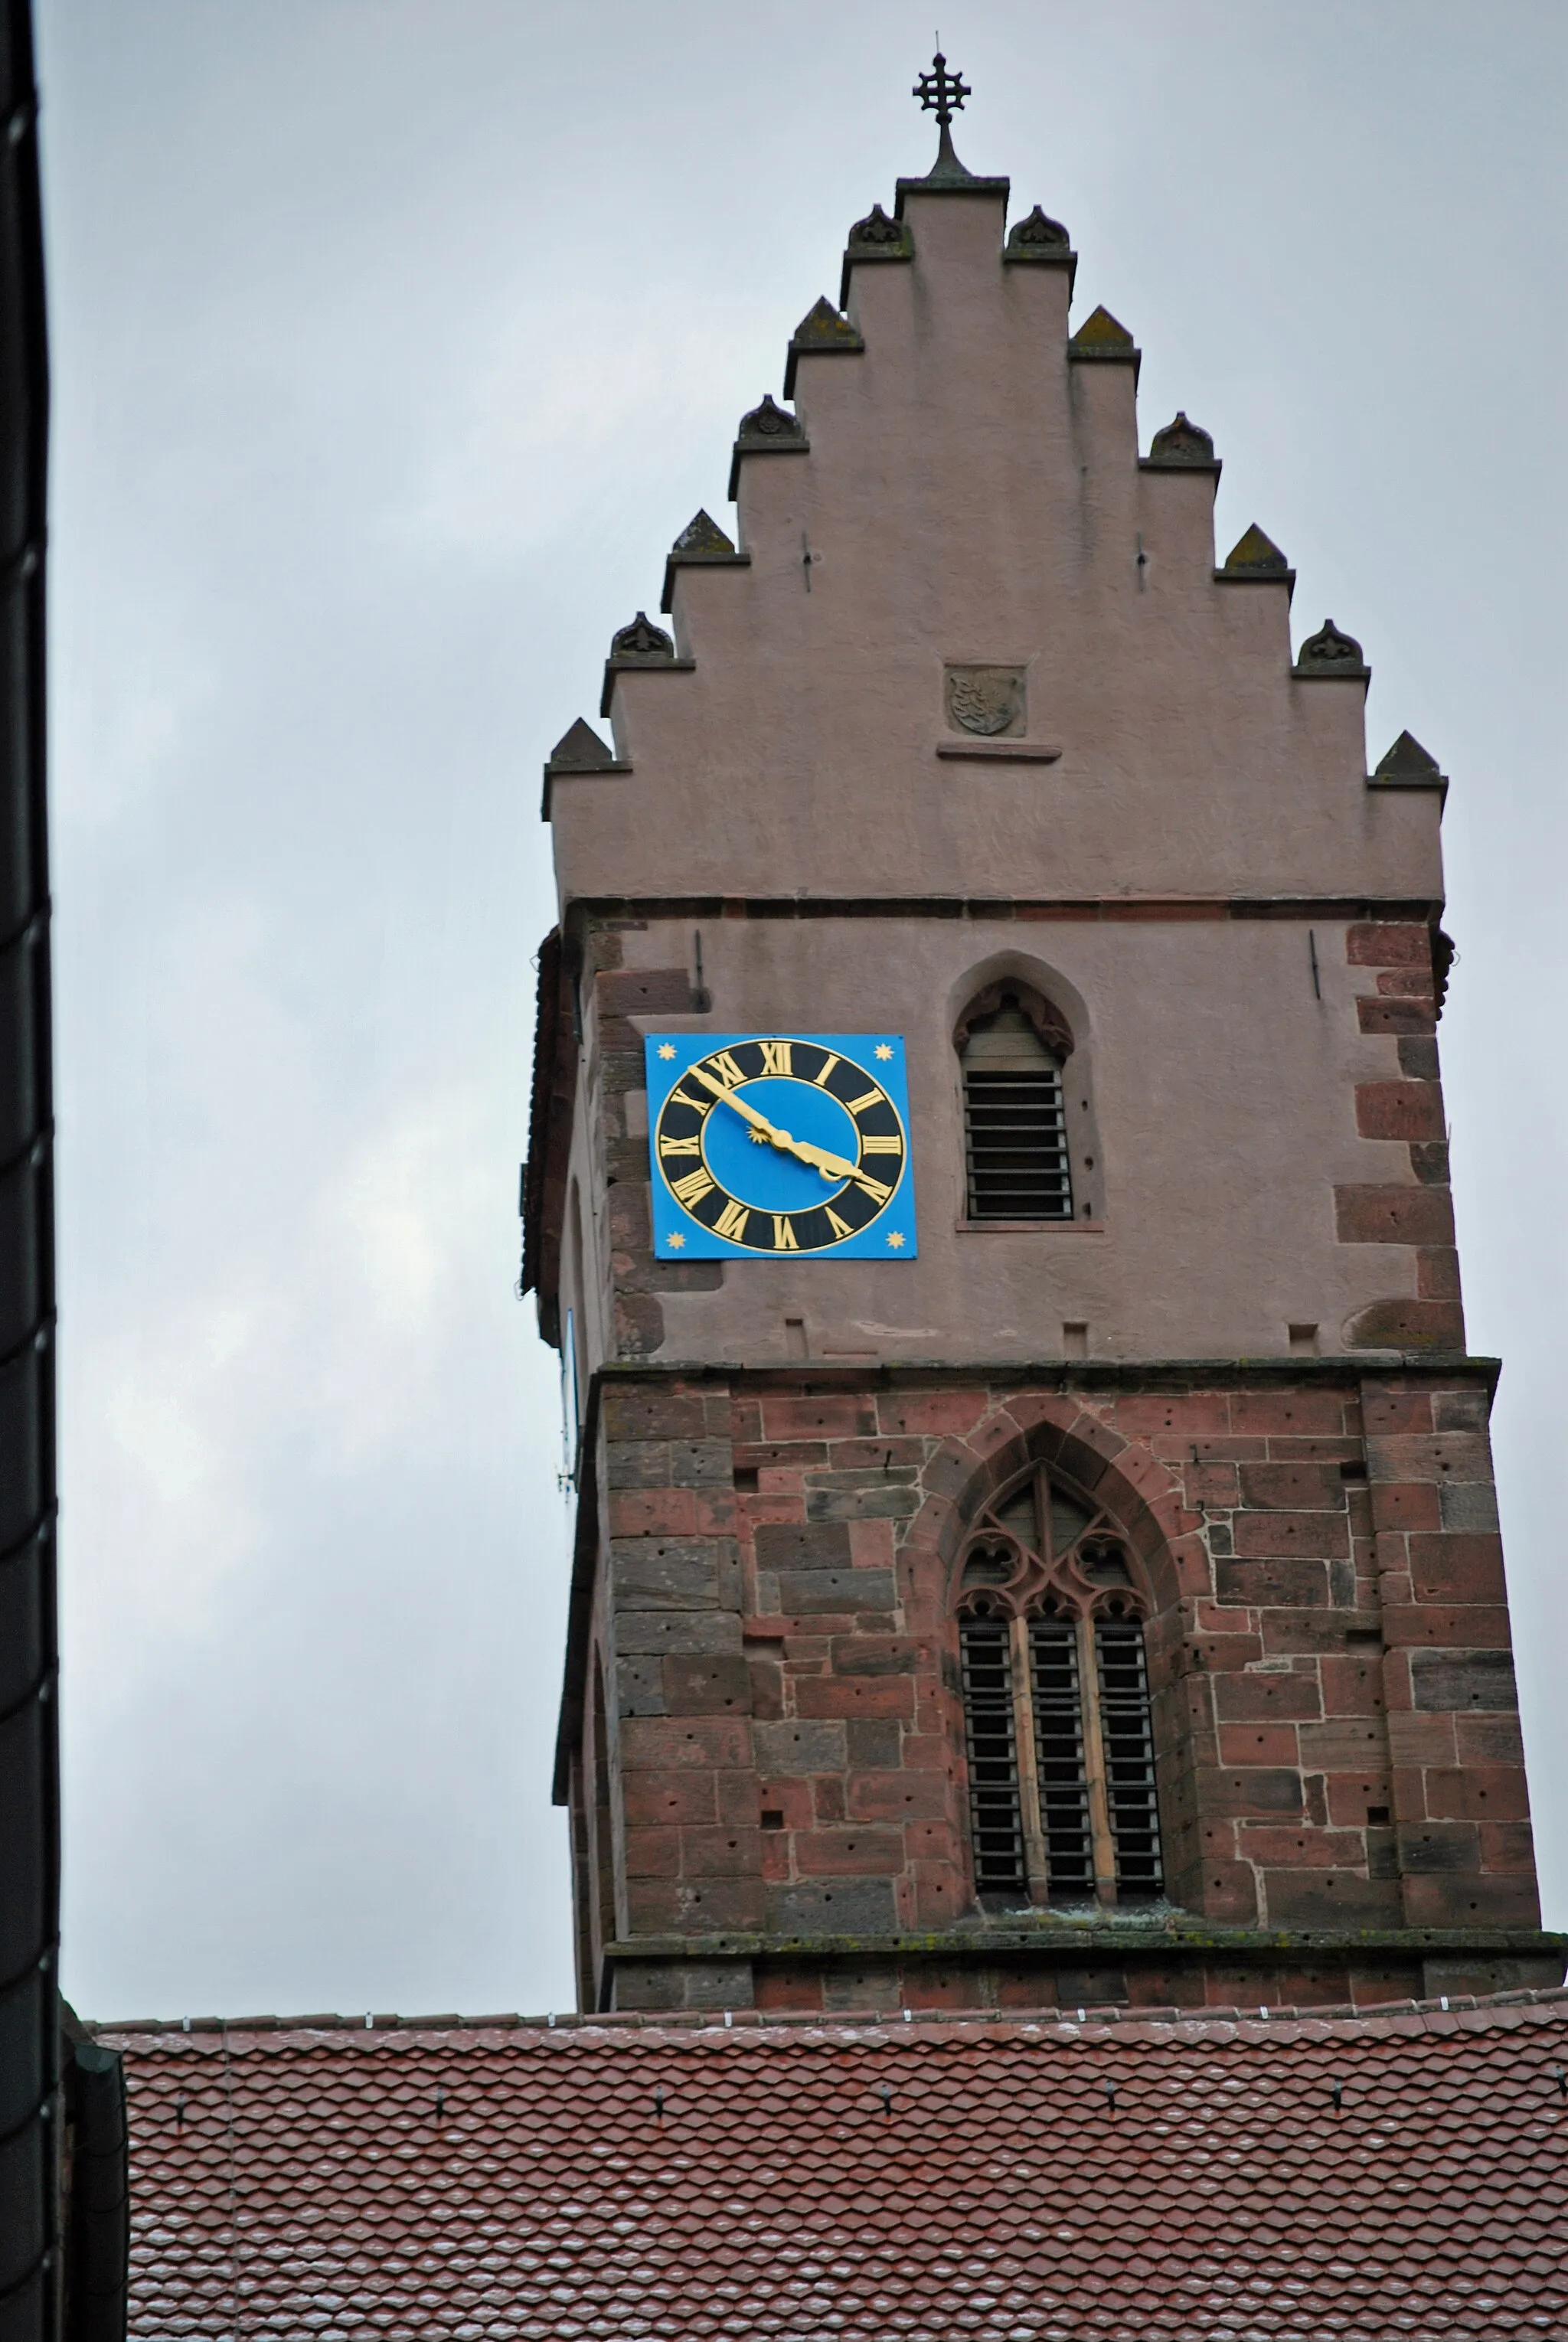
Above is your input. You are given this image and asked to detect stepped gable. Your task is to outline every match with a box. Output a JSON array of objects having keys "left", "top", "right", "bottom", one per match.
[
  {"left": 662, "top": 510, "right": 747, "bottom": 613},
  {"left": 599, "top": 610, "right": 692, "bottom": 719},
  {"left": 100, "top": 1991, "right": 1568, "bottom": 2340},
  {"left": 540, "top": 718, "right": 626, "bottom": 820},
  {"left": 839, "top": 202, "right": 914, "bottom": 306},
  {"left": 1002, "top": 204, "right": 1076, "bottom": 292},
  {"left": 555, "top": 159, "right": 1403, "bottom": 907},
  {"left": 783, "top": 296, "right": 864, "bottom": 397},
  {"left": 725, "top": 392, "right": 806, "bottom": 499}
]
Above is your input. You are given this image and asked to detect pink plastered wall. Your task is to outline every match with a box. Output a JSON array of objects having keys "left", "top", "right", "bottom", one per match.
[
  {"left": 550, "top": 187, "right": 1439, "bottom": 907},
  {"left": 544, "top": 180, "right": 1452, "bottom": 1379}
]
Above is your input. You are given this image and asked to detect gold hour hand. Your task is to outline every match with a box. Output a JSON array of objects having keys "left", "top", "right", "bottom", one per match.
[{"left": 782, "top": 1135, "right": 856, "bottom": 1180}]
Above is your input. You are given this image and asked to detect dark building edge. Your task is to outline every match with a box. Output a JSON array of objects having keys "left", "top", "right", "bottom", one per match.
[
  {"left": 0, "top": 11, "right": 126, "bottom": 2340},
  {"left": 0, "top": 4, "right": 59, "bottom": 2335}
]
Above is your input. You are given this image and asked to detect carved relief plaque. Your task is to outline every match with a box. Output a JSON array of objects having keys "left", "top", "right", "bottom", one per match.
[{"left": 945, "top": 664, "right": 1026, "bottom": 738}]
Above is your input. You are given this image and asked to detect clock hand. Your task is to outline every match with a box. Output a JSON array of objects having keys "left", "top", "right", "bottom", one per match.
[
  {"left": 780, "top": 1135, "right": 857, "bottom": 1179},
  {"left": 688, "top": 1064, "right": 774, "bottom": 1125},
  {"left": 689, "top": 1066, "right": 860, "bottom": 1182}
]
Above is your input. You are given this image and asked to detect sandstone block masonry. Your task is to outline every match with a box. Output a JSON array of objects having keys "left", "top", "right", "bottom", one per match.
[{"left": 564, "top": 1367, "right": 1557, "bottom": 2016}]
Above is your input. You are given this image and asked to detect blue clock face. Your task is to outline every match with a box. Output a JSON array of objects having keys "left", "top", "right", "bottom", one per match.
[{"left": 645, "top": 1034, "right": 918, "bottom": 1259}]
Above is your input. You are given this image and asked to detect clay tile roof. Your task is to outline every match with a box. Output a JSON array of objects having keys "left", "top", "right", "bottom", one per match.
[{"left": 96, "top": 1989, "right": 1568, "bottom": 2340}]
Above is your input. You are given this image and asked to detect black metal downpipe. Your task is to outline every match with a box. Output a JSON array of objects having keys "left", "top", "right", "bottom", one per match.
[
  {"left": 0, "top": 5, "right": 60, "bottom": 2340},
  {"left": 59, "top": 2038, "right": 126, "bottom": 2342}
]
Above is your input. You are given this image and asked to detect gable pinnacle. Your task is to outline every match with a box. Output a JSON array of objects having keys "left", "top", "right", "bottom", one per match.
[
  {"left": 913, "top": 47, "right": 973, "bottom": 180},
  {"left": 914, "top": 47, "right": 970, "bottom": 129}
]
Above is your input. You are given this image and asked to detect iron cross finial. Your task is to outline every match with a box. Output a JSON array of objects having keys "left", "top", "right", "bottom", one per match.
[{"left": 913, "top": 49, "right": 971, "bottom": 129}]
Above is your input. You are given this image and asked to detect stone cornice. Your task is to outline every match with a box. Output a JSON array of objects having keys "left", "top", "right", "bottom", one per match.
[
  {"left": 604, "top": 1921, "right": 1566, "bottom": 1965},
  {"left": 562, "top": 893, "right": 1447, "bottom": 936},
  {"left": 593, "top": 1355, "right": 1502, "bottom": 1394}
]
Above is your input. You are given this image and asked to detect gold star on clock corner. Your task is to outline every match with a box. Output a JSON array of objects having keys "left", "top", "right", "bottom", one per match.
[
  {"left": 885, "top": 1230, "right": 906, "bottom": 1249},
  {"left": 656, "top": 1043, "right": 678, "bottom": 1060},
  {"left": 667, "top": 1230, "right": 686, "bottom": 1249},
  {"left": 874, "top": 1043, "right": 894, "bottom": 1060}
]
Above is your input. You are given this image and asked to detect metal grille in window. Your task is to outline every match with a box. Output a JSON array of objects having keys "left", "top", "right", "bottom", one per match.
[
  {"left": 1096, "top": 1618, "right": 1164, "bottom": 1899},
  {"left": 1028, "top": 1617, "right": 1093, "bottom": 1900},
  {"left": 962, "top": 1007, "right": 1073, "bottom": 1220},
  {"left": 959, "top": 1618, "right": 1025, "bottom": 1893}
]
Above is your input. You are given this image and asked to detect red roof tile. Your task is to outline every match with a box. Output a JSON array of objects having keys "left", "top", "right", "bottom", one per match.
[{"left": 97, "top": 1991, "right": 1568, "bottom": 2340}]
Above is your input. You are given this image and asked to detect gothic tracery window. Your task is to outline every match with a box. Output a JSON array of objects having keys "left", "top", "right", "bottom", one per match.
[{"left": 956, "top": 1466, "right": 1164, "bottom": 1907}]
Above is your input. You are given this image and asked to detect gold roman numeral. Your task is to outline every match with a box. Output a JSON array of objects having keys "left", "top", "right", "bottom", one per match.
[
  {"left": 814, "top": 1053, "right": 840, "bottom": 1086},
  {"left": 825, "top": 1207, "right": 854, "bottom": 1240},
  {"left": 772, "top": 1214, "right": 799, "bottom": 1251},
  {"left": 861, "top": 1135, "right": 902, "bottom": 1155},
  {"left": 707, "top": 1050, "right": 746, "bottom": 1089},
  {"left": 658, "top": 1134, "right": 702, "bottom": 1157},
  {"left": 759, "top": 1040, "right": 793, "bottom": 1077},
  {"left": 713, "top": 1197, "right": 750, "bottom": 1241},
  {"left": 670, "top": 1168, "right": 716, "bottom": 1207},
  {"left": 845, "top": 1087, "right": 883, "bottom": 1114},
  {"left": 672, "top": 1086, "right": 710, "bottom": 1112},
  {"left": 854, "top": 1174, "right": 893, "bottom": 1204}
]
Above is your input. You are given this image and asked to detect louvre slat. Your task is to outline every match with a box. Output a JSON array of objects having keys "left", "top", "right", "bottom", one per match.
[
  {"left": 1028, "top": 1618, "right": 1094, "bottom": 1900},
  {"left": 1096, "top": 1618, "right": 1165, "bottom": 1899},
  {"left": 963, "top": 1066, "right": 1074, "bottom": 1219},
  {"left": 959, "top": 1618, "right": 1026, "bottom": 1893}
]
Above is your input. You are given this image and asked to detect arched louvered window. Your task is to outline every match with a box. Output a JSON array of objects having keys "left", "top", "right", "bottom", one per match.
[
  {"left": 960, "top": 997, "right": 1073, "bottom": 1220},
  {"left": 956, "top": 1467, "right": 1163, "bottom": 1908}
]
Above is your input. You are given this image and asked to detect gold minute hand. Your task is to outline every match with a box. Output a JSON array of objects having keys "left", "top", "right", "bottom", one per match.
[
  {"left": 689, "top": 1064, "right": 777, "bottom": 1133},
  {"left": 688, "top": 1067, "right": 859, "bottom": 1183}
]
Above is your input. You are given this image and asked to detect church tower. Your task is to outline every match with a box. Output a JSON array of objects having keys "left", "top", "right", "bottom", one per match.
[{"left": 523, "top": 59, "right": 1557, "bottom": 2017}]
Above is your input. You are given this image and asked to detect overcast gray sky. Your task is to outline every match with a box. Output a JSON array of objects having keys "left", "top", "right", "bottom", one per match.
[{"left": 41, "top": 0, "right": 1567, "bottom": 2022}]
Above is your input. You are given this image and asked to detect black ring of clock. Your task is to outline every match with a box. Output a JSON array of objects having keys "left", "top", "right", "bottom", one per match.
[{"left": 652, "top": 1037, "right": 908, "bottom": 1255}]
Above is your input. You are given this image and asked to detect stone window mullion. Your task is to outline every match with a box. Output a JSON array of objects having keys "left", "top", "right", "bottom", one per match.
[
  {"left": 1076, "top": 1615, "right": 1120, "bottom": 1907},
  {"left": 1007, "top": 1615, "right": 1051, "bottom": 1904}
]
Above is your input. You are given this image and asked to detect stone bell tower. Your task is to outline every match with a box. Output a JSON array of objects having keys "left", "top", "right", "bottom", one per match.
[{"left": 521, "top": 57, "right": 1560, "bottom": 2017}]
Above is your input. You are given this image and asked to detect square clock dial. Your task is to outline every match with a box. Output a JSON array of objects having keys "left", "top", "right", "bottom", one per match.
[{"left": 645, "top": 1034, "right": 918, "bottom": 1259}]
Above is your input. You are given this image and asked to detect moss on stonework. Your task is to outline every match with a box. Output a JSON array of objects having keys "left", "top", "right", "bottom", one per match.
[
  {"left": 1069, "top": 304, "right": 1134, "bottom": 349},
  {"left": 1223, "top": 523, "right": 1290, "bottom": 573}
]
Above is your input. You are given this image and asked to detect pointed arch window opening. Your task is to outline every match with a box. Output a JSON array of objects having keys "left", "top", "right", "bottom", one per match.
[
  {"left": 957, "top": 1465, "right": 1164, "bottom": 1909},
  {"left": 959, "top": 999, "right": 1074, "bottom": 1222}
]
